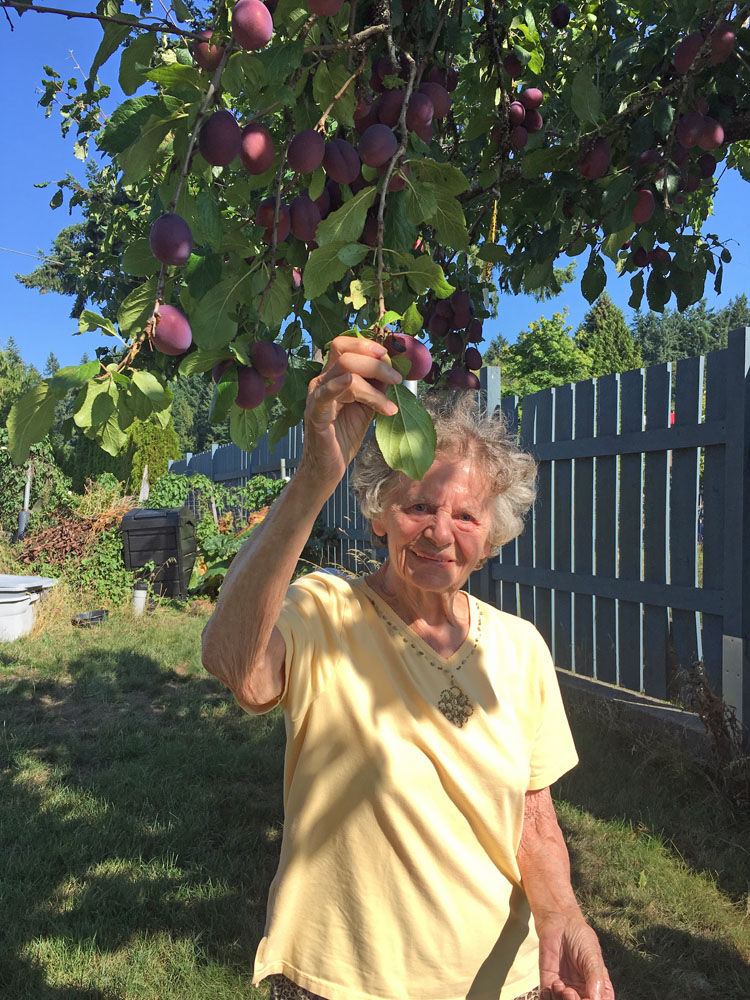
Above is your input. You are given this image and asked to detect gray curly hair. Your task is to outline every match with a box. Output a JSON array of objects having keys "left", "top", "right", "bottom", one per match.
[{"left": 351, "top": 390, "right": 537, "bottom": 559}]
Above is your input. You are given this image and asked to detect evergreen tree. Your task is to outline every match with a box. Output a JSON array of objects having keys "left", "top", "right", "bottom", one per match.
[
  {"left": 482, "top": 333, "right": 510, "bottom": 367},
  {"left": 127, "top": 418, "right": 182, "bottom": 492},
  {"left": 632, "top": 296, "right": 748, "bottom": 366},
  {"left": 496, "top": 311, "right": 592, "bottom": 398},
  {"left": 574, "top": 292, "right": 642, "bottom": 377},
  {"left": 171, "top": 374, "right": 231, "bottom": 455},
  {"left": 43, "top": 352, "right": 61, "bottom": 377},
  {"left": 0, "top": 343, "right": 41, "bottom": 427}
]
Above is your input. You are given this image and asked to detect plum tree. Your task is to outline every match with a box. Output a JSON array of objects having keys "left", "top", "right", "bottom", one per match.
[
  {"left": 198, "top": 110, "right": 242, "bottom": 166},
  {"left": 149, "top": 214, "right": 193, "bottom": 266},
  {"left": 11, "top": 0, "right": 750, "bottom": 475},
  {"left": 153, "top": 305, "right": 192, "bottom": 355},
  {"left": 231, "top": 0, "right": 274, "bottom": 51}
]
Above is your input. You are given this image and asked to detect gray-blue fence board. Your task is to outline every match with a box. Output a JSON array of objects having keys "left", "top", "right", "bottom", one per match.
[
  {"left": 702, "top": 348, "right": 727, "bottom": 692},
  {"left": 553, "top": 384, "right": 573, "bottom": 671},
  {"left": 573, "top": 379, "right": 595, "bottom": 677},
  {"left": 618, "top": 368, "right": 644, "bottom": 693},
  {"left": 595, "top": 373, "right": 618, "bottom": 684}
]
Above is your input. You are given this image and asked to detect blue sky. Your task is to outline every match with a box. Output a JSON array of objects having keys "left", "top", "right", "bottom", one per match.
[{"left": 1, "top": 2, "right": 749, "bottom": 373}]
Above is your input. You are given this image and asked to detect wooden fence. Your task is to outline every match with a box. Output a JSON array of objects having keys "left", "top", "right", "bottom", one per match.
[{"left": 169, "top": 329, "right": 749, "bottom": 724}]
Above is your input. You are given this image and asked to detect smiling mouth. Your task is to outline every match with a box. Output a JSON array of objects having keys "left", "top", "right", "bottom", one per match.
[{"left": 411, "top": 551, "right": 453, "bottom": 564}]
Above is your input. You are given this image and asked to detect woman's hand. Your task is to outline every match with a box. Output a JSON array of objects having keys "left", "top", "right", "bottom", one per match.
[
  {"left": 299, "top": 335, "right": 402, "bottom": 489},
  {"left": 537, "top": 913, "right": 615, "bottom": 1000}
]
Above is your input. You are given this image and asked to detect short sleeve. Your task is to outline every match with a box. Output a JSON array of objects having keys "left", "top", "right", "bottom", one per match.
[
  {"left": 273, "top": 572, "right": 346, "bottom": 721},
  {"left": 527, "top": 633, "right": 579, "bottom": 790}
]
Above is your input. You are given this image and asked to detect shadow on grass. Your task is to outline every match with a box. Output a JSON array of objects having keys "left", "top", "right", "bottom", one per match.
[
  {"left": 558, "top": 689, "right": 750, "bottom": 905},
  {"left": 0, "top": 647, "right": 285, "bottom": 998}
]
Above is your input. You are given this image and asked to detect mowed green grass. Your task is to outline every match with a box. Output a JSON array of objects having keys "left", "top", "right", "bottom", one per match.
[{"left": 1, "top": 603, "right": 749, "bottom": 1000}]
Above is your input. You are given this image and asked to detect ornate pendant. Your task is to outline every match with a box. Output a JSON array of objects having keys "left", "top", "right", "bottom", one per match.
[{"left": 438, "top": 684, "right": 474, "bottom": 728}]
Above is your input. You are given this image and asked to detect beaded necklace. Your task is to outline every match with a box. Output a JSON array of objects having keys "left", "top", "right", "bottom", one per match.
[{"left": 364, "top": 586, "right": 482, "bottom": 728}]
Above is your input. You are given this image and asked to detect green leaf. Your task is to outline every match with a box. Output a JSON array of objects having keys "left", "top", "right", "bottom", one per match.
[
  {"left": 646, "top": 269, "right": 671, "bottom": 311},
  {"left": 98, "top": 95, "right": 169, "bottom": 154},
  {"left": 312, "top": 59, "right": 356, "bottom": 127},
  {"left": 186, "top": 253, "right": 223, "bottom": 299},
  {"left": 316, "top": 188, "right": 378, "bottom": 247},
  {"left": 118, "top": 113, "right": 182, "bottom": 186},
  {"left": 571, "top": 72, "right": 601, "bottom": 124},
  {"left": 581, "top": 254, "right": 606, "bottom": 303},
  {"left": 178, "top": 348, "right": 232, "bottom": 376},
  {"left": 48, "top": 362, "right": 101, "bottom": 399},
  {"left": 404, "top": 176, "right": 438, "bottom": 226},
  {"left": 410, "top": 159, "right": 470, "bottom": 196},
  {"left": 308, "top": 166, "right": 326, "bottom": 201},
  {"left": 192, "top": 273, "right": 252, "bottom": 349},
  {"left": 401, "top": 254, "right": 455, "bottom": 298},
  {"left": 305, "top": 294, "right": 346, "bottom": 348},
  {"left": 230, "top": 403, "right": 268, "bottom": 452},
  {"left": 375, "top": 384, "right": 436, "bottom": 480},
  {"left": 73, "top": 378, "right": 116, "bottom": 429},
  {"left": 259, "top": 274, "right": 293, "bottom": 330},
  {"left": 117, "top": 277, "right": 157, "bottom": 340},
  {"left": 88, "top": 13, "right": 134, "bottom": 86},
  {"left": 478, "top": 243, "right": 505, "bottom": 264},
  {"left": 221, "top": 52, "right": 265, "bottom": 96},
  {"left": 628, "top": 272, "right": 644, "bottom": 309},
  {"left": 194, "top": 190, "right": 224, "bottom": 251},
  {"left": 337, "top": 243, "right": 371, "bottom": 266},
  {"left": 132, "top": 370, "right": 168, "bottom": 408},
  {"left": 257, "top": 39, "right": 304, "bottom": 88},
  {"left": 651, "top": 98, "right": 675, "bottom": 137},
  {"left": 78, "top": 310, "right": 117, "bottom": 337},
  {"left": 122, "top": 237, "right": 159, "bottom": 276},
  {"left": 384, "top": 190, "right": 417, "bottom": 252},
  {"left": 49, "top": 188, "right": 63, "bottom": 209},
  {"left": 119, "top": 32, "right": 157, "bottom": 96},
  {"left": 429, "top": 195, "right": 469, "bottom": 251},
  {"left": 144, "top": 63, "right": 202, "bottom": 92},
  {"left": 601, "top": 173, "right": 634, "bottom": 213},
  {"left": 304, "top": 242, "right": 351, "bottom": 299},
  {"left": 6, "top": 382, "right": 57, "bottom": 464},
  {"left": 402, "top": 301, "right": 423, "bottom": 335},
  {"left": 210, "top": 371, "right": 239, "bottom": 424},
  {"left": 98, "top": 408, "right": 129, "bottom": 456}
]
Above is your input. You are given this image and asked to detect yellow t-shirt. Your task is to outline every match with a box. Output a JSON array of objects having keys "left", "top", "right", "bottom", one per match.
[{"left": 250, "top": 571, "right": 579, "bottom": 1000}]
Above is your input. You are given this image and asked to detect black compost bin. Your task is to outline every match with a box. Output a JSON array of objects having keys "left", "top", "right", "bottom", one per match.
[{"left": 120, "top": 507, "right": 196, "bottom": 600}]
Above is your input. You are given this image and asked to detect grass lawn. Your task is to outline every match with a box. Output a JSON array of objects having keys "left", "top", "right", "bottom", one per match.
[{"left": 1, "top": 593, "right": 748, "bottom": 1000}]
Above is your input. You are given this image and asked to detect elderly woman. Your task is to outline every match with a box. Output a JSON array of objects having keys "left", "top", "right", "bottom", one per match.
[{"left": 201, "top": 336, "right": 615, "bottom": 1000}]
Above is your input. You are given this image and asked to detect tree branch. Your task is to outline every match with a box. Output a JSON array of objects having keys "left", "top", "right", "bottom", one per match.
[{"left": 0, "top": 0, "right": 207, "bottom": 40}]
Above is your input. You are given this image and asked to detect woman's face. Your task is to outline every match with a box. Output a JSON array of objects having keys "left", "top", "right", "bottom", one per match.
[{"left": 371, "top": 452, "right": 493, "bottom": 595}]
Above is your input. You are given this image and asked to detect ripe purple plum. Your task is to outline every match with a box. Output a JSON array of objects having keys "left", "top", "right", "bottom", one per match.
[
  {"left": 632, "top": 188, "right": 655, "bottom": 224},
  {"left": 358, "top": 124, "right": 398, "bottom": 168},
  {"left": 519, "top": 88, "right": 543, "bottom": 110},
  {"left": 449, "top": 289, "right": 472, "bottom": 328},
  {"left": 354, "top": 100, "right": 379, "bottom": 134},
  {"left": 406, "top": 93, "right": 434, "bottom": 133},
  {"left": 698, "top": 117, "right": 724, "bottom": 150},
  {"left": 511, "top": 126, "right": 528, "bottom": 150},
  {"left": 446, "top": 367, "right": 480, "bottom": 389},
  {"left": 423, "top": 361, "right": 442, "bottom": 384},
  {"left": 256, "top": 198, "right": 290, "bottom": 243},
  {"left": 632, "top": 247, "right": 650, "bottom": 268},
  {"left": 650, "top": 247, "right": 671, "bottom": 269},
  {"left": 153, "top": 305, "right": 192, "bottom": 356},
  {"left": 198, "top": 109, "right": 241, "bottom": 166},
  {"left": 550, "top": 3, "right": 571, "bottom": 28},
  {"left": 385, "top": 333, "right": 433, "bottom": 380},
  {"left": 464, "top": 347, "right": 482, "bottom": 370},
  {"left": 445, "top": 332, "right": 465, "bottom": 354},
  {"left": 579, "top": 137, "right": 611, "bottom": 179},
  {"left": 313, "top": 184, "right": 331, "bottom": 219},
  {"left": 676, "top": 112, "right": 705, "bottom": 149},
  {"left": 265, "top": 371, "right": 286, "bottom": 395},
  {"left": 698, "top": 153, "right": 716, "bottom": 178},
  {"left": 250, "top": 341, "right": 289, "bottom": 378},
  {"left": 290, "top": 194, "right": 321, "bottom": 242},
  {"left": 681, "top": 172, "right": 701, "bottom": 193},
  {"left": 235, "top": 366, "right": 266, "bottom": 410},
  {"left": 308, "top": 0, "right": 344, "bottom": 12},
  {"left": 503, "top": 54, "right": 523, "bottom": 78},
  {"left": 231, "top": 0, "right": 273, "bottom": 50},
  {"left": 710, "top": 24, "right": 735, "bottom": 64},
  {"left": 193, "top": 30, "right": 225, "bottom": 72},
  {"left": 418, "top": 82, "right": 451, "bottom": 119},
  {"left": 427, "top": 311, "right": 449, "bottom": 338},
  {"left": 323, "top": 138, "right": 361, "bottom": 184},
  {"left": 377, "top": 158, "right": 410, "bottom": 191},
  {"left": 673, "top": 31, "right": 703, "bottom": 73},
  {"left": 149, "top": 213, "right": 193, "bottom": 266},
  {"left": 509, "top": 101, "right": 526, "bottom": 126},
  {"left": 212, "top": 359, "right": 234, "bottom": 382},
  {"left": 466, "top": 318, "right": 483, "bottom": 343},
  {"left": 361, "top": 211, "right": 379, "bottom": 247},
  {"left": 525, "top": 109, "right": 543, "bottom": 133},
  {"left": 377, "top": 90, "right": 405, "bottom": 127},
  {"left": 287, "top": 129, "right": 325, "bottom": 174},
  {"left": 240, "top": 123, "right": 275, "bottom": 174}
]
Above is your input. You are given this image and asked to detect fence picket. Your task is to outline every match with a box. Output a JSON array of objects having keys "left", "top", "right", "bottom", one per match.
[
  {"left": 533, "top": 391, "right": 554, "bottom": 652},
  {"left": 642, "top": 363, "right": 671, "bottom": 699},
  {"left": 553, "top": 384, "right": 573, "bottom": 670},
  {"left": 594, "top": 374, "right": 619, "bottom": 683},
  {"left": 516, "top": 394, "right": 537, "bottom": 623},
  {"left": 573, "top": 380, "right": 595, "bottom": 677},
  {"left": 618, "top": 369, "right": 645, "bottom": 692}
]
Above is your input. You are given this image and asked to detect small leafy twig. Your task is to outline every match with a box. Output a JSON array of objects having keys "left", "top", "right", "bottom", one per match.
[
  {"left": 315, "top": 55, "right": 367, "bottom": 131},
  {"left": 305, "top": 23, "right": 388, "bottom": 53},
  {"left": 0, "top": 0, "right": 209, "bottom": 40}
]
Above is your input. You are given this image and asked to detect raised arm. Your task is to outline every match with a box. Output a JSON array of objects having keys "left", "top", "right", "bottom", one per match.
[
  {"left": 516, "top": 787, "right": 614, "bottom": 1000},
  {"left": 201, "top": 336, "right": 401, "bottom": 711}
]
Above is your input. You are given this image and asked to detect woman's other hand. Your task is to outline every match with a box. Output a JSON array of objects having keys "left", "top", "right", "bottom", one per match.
[
  {"left": 537, "top": 912, "right": 615, "bottom": 1000},
  {"left": 300, "top": 335, "right": 401, "bottom": 488}
]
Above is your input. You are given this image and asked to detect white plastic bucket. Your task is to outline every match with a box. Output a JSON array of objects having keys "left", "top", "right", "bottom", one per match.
[{"left": 0, "top": 592, "right": 40, "bottom": 641}]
